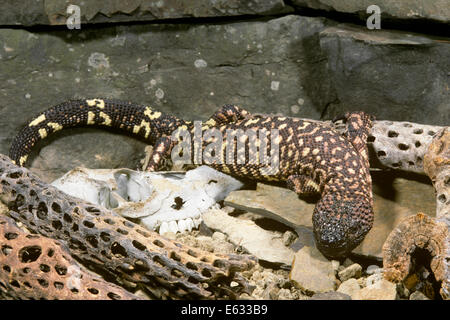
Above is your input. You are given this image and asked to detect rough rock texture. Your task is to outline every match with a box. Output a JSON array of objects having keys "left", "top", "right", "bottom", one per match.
[
  {"left": 319, "top": 24, "right": 450, "bottom": 126},
  {"left": 0, "top": 0, "right": 291, "bottom": 26},
  {"left": 4, "top": 1, "right": 450, "bottom": 26},
  {"left": 291, "top": 0, "right": 450, "bottom": 23},
  {"left": 289, "top": 246, "right": 337, "bottom": 294}
]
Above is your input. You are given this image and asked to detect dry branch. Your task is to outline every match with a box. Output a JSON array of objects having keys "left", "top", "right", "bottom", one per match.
[
  {"left": 382, "top": 213, "right": 449, "bottom": 299},
  {"left": 332, "top": 119, "right": 445, "bottom": 174},
  {"left": 0, "top": 215, "right": 141, "bottom": 300}
]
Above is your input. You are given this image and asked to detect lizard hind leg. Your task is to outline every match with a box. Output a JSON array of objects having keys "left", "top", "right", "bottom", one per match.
[{"left": 206, "top": 104, "right": 252, "bottom": 126}]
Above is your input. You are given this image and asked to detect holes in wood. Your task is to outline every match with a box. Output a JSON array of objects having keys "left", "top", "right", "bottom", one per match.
[
  {"left": 377, "top": 150, "right": 387, "bottom": 158},
  {"left": 54, "top": 265, "right": 68, "bottom": 275},
  {"left": 388, "top": 131, "right": 399, "bottom": 138},
  {"left": 107, "top": 292, "right": 122, "bottom": 300},
  {"left": 4, "top": 232, "right": 18, "bottom": 240},
  {"left": 111, "top": 242, "right": 128, "bottom": 258},
  {"left": 36, "top": 202, "right": 48, "bottom": 220},
  {"left": 153, "top": 239, "right": 165, "bottom": 248},
  {"left": 39, "top": 264, "right": 50, "bottom": 273},
  {"left": 170, "top": 251, "right": 182, "bottom": 262},
  {"left": 100, "top": 232, "right": 111, "bottom": 242},
  {"left": 19, "top": 246, "right": 42, "bottom": 263},
  {"left": 83, "top": 220, "right": 95, "bottom": 228},
  {"left": 51, "top": 202, "right": 62, "bottom": 214},
  {"left": 132, "top": 240, "right": 146, "bottom": 251}
]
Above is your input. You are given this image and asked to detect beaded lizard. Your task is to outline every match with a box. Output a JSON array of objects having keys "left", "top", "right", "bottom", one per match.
[{"left": 9, "top": 99, "right": 374, "bottom": 258}]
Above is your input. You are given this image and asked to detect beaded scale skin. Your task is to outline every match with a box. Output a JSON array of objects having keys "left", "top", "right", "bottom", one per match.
[{"left": 9, "top": 99, "right": 375, "bottom": 258}]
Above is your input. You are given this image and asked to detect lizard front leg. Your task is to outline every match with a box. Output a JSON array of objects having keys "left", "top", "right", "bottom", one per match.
[{"left": 287, "top": 174, "right": 321, "bottom": 196}]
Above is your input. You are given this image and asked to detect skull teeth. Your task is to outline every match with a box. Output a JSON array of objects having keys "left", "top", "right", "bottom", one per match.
[{"left": 158, "top": 217, "right": 200, "bottom": 235}]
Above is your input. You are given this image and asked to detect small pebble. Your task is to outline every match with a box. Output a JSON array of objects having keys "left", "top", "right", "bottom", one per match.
[
  {"left": 366, "top": 265, "right": 383, "bottom": 275},
  {"left": 278, "top": 288, "right": 293, "bottom": 300},
  {"left": 331, "top": 260, "right": 340, "bottom": 274},
  {"left": 342, "top": 258, "right": 354, "bottom": 267},
  {"left": 396, "top": 283, "right": 410, "bottom": 299},
  {"left": 338, "top": 263, "right": 362, "bottom": 282},
  {"left": 366, "top": 273, "right": 383, "bottom": 287},
  {"left": 403, "top": 273, "right": 419, "bottom": 291},
  {"left": 409, "top": 291, "right": 430, "bottom": 300},
  {"left": 337, "top": 278, "right": 361, "bottom": 298},
  {"left": 282, "top": 230, "right": 297, "bottom": 246},
  {"left": 213, "top": 241, "right": 235, "bottom": 254},
  {"left": 277, "top": 278, "right": 292, "bottom": 289}
]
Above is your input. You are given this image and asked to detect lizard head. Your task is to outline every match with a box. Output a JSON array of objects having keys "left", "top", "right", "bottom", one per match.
[{"left": 312, "top": 192, "right": 374, "bottom": 259}]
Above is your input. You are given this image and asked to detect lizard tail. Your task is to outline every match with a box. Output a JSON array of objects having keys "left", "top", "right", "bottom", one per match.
[{"left": 9, "top": 98, "right": 187, "bottom": 166}]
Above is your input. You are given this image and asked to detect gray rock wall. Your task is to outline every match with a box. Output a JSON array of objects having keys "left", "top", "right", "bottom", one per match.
[
  {"left": 0, "top": 0, "right": 291, "bottom": 26},
  {"left": 0, "top": 2, "right": 448, "bottom": 178},
  {"left": 291, "top": 0, "right": 450, "bottom": 23}
]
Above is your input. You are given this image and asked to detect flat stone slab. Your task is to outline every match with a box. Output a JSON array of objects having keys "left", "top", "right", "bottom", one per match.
[
  {"left": 289, "top": 246, "right": 337, "bottom": 294},
  {"left": 224, "top": 183, "right": 315, "bottom": 230}
]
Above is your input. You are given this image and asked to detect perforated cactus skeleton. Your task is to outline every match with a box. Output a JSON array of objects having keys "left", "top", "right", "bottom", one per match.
[
  {"left": 0, "top": 215, "right": 142, "bottom": 300},
  {"left": 0, "top": 154, "right": 256, "bottom": 299}
]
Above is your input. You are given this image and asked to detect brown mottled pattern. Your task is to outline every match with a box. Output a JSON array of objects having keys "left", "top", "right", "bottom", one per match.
[{"left": 9, "top": 99, "right": 374, "bottom": 258}]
